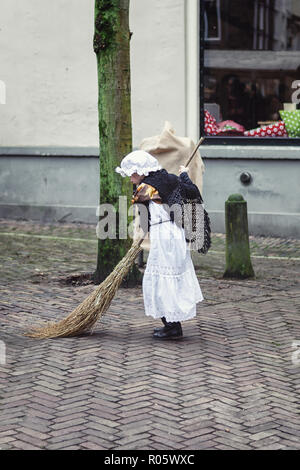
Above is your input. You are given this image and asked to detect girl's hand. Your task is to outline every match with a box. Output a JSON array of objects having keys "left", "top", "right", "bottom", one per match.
[{"left": 179, "top": 165, "right": 189, "bottom": 175}]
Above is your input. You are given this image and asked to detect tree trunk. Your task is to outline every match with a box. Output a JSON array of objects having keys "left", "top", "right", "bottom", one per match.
[{"left": 93, "top": 0, "right": 142, "bottom": 285}]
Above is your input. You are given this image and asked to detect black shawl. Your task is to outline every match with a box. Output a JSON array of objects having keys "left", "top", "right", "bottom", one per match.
[{"left": 135, "top": 169, "right": 211, "bottom": 254}]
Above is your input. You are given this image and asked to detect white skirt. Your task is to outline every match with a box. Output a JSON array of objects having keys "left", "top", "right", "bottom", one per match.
[{"left": 142, "top": 201, "right": 204, "bottom": 323}]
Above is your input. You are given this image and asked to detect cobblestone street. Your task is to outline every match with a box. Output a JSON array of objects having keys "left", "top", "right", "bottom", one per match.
[{"left": 0, "top": 219, "right": 299, "bottom": 450}]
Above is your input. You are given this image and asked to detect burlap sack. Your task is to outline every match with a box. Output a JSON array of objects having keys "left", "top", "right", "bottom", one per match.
[{"left": 133, "top": 122, "right": 205, "bottom": 251}]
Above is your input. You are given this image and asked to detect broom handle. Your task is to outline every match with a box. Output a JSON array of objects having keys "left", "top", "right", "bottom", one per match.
[{"left": 184, "top": 137, "right": 205, "bottom": 168}]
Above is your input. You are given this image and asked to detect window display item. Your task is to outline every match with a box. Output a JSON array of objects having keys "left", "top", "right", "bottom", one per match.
[
  {"left": 217, "top": 120, "right": 245, "bottom": 136},
  {"left": 204, "top": 110, "right": 245, "bottom": 136},
  {"left": 244, "top": 121, "right": 288, "bottom": 137},
  {"left": 204, "top": 110, "right": 219, "bottom": 135},
  {"left": 279, "top": 110, "right": 300, "bottom": 138}
]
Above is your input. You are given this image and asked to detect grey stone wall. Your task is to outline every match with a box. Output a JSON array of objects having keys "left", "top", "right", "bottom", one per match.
[
  {"left": 1, "top": 148, "right": 299, "bottom": 238},
  {"left": 0, "top": 151, "right": 99, "bottom": 224},
  {"left": 202, "top": 145, "right": 300, "bottom": 238}
]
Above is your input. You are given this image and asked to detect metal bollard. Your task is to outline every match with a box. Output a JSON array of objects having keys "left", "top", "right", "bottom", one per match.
[{"left": 223, "top": 194, "right": 255, "bottom": 279}]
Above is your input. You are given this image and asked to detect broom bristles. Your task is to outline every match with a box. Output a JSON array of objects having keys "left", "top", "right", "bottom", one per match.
[{"left": 25, "top": 237, "right": 144, "bottom": 339}]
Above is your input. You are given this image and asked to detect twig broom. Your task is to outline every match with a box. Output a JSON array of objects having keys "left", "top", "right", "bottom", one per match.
[{"left": 25, "top": 137, "right": 204, "bottom": 339}]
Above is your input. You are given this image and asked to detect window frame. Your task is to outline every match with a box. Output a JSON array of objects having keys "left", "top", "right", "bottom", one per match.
[{"left": 199, "top": 0, "right": 300, "bottom": 146}]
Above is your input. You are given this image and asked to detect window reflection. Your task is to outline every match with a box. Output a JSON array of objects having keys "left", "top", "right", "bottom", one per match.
[{"left": 204, "top": 0, "right": 300, "bottom": 138}]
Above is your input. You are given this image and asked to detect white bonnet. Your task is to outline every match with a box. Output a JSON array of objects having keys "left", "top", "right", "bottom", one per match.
[{"left": 115, "top": 150, "right": 161, "bottom": 178}]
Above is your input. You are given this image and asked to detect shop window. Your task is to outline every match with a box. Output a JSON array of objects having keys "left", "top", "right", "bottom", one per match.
[{"left": 200, "top": 0, "right": 300, "bottom": 143}]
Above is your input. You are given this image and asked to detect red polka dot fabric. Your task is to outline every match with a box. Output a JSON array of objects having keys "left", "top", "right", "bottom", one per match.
[
  {"left": 204, "top": 110, "right": 289, "bottom": 138},
  {"left": 244, "top": 121, "right": 288, "bottom": 138},
  {"left": 204, "top": 111, "right": 245, "bottom": 136},
  {"left": 204, "top": 110, "right": 219, "bottom": 136}
]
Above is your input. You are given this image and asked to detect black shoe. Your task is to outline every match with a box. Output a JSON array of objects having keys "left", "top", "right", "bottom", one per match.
[
  {"left": 153, "top": 317, "right": 169, "bottom": 333},
  {"left": 153, "top": 322, "right": 183, "bottom": 340}
]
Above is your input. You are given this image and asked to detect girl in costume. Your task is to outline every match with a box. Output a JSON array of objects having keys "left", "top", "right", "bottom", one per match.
[{"left": 115, "top": 150, "right": 204, "bottom": 339}]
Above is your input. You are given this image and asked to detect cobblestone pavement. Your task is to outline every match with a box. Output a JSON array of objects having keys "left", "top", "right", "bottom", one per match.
[{"left": 0, "top": 219, "right": 299, "bottom": 450}]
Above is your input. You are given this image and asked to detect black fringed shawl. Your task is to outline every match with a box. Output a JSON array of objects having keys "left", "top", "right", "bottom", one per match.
[
  {"left": 133, "top": 169, "right": 211, "bottom": 254},
  {"left": 143, "top": 169, "right": 199, "bottom": 202}
]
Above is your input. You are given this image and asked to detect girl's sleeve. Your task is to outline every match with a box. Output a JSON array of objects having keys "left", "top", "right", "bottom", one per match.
[
  {"left": 131, "top": 183, "right": 162, "bottom": 204},
  {"left": 131, "top": 183, "right": 162, "bottom": 236},
  {"left": 179, "top": 172, "right": 201, "bottom": 200}
]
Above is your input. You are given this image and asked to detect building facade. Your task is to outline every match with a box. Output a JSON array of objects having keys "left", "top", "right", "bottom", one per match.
[{"left": 0, "top": 0, "right": 299, "bottom": 237}]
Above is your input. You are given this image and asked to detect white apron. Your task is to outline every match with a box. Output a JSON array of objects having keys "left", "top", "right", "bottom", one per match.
[{"left": 142, "top": 200, "right": 204, "bottom": 323}]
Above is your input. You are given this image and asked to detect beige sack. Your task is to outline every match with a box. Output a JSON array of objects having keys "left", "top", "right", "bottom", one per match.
[{"left": 133, "top": 122, "right": 205, "bottom": 252}]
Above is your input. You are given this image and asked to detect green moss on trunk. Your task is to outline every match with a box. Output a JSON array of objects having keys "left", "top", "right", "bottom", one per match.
[{"left": 93, "top": 0, "right": 141, "bottom": 285}]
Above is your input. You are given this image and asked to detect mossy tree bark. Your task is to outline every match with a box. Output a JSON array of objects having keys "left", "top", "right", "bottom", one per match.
[{"left": 93, "top": 0, "right": 142, "bottom": 285}]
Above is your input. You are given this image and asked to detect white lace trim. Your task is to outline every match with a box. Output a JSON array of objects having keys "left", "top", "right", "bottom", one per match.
[
  {"left": 143, "top": 268, "right": 204, "bottom": 322},
  {"left": 144, "top": 301, "right": 203, "bottom": 323},
  {"left": 115, "top": 150, "right": 161, "bottom": 177},
  {"left": 144, "top": 264, "right": 193, "bottom": 277}
]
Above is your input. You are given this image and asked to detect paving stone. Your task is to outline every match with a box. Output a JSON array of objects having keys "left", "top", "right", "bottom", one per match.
[{"left": 1, "top": 219, "right": 299, "bottom": 450}]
